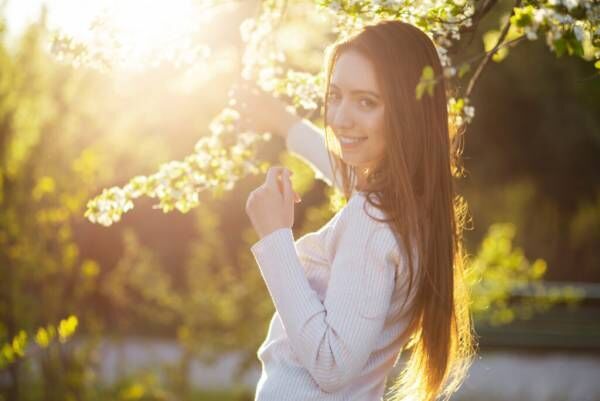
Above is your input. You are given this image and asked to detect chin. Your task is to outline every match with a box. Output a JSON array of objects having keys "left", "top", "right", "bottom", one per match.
[
  {"left": 340, "top": 156, "right": 360, "bottom": 167},
  {"left": 340, "top": 154, "right": 366, "bottom": 168}
]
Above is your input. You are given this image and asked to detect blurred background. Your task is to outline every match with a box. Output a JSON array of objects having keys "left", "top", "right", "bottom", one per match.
[{"left": 0, "top": 1, "right": 599, "bottom": 400}]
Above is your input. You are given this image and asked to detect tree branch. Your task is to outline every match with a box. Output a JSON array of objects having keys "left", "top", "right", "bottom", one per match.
[{"left": 465, "top": 0, "right": 522, "bottom": 98}]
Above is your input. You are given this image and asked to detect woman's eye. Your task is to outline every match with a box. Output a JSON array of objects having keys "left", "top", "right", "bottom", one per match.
[{"left": 360, "top": 98, "right": 376, "bottom": 108}]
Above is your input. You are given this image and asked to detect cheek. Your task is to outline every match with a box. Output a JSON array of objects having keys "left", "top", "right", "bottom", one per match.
[
  {"left": 370, "top": 132, "right": 387, "bottom": 159},
  {"left": 361, "top": 108, "right": 384, "bottom": 131},
  {"left": 364, "top": 111, "right": 386, "bottom": 151},
  {"left": 326, "top": 103, "right": 341, "bottom": 122}
]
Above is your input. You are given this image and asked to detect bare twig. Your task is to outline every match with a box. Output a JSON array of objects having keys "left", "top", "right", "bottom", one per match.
[{"left": 465, "top": 0, "right": 522, "bottom": 98}]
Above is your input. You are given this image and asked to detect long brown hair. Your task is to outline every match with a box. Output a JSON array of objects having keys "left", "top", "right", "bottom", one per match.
[{"left": 322, "top": 20, "right": 476, "bottom": 401}]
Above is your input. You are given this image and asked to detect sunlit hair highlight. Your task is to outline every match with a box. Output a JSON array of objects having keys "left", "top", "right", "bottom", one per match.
[{"left": 322, "top": 20, "right": 476, "bottom": 401}]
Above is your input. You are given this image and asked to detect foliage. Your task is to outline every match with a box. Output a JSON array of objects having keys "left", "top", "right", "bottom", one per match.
[
  {"left": 0, "top": 315, "right": 78, "bottom": 369},
  {"left": 0, "top": 16, "right": 101, "bottom": 401},
  {"left": 0, "top": 1, "right": 598, "bottom": 400},
  {"left": 0, "top": 13, "right": 177, "bottom": 400},
  {"left": 466, "top": 223, "right": 584, "bottom": 325}
]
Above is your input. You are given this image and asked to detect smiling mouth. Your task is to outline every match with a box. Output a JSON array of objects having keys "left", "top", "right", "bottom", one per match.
[{"left": 338, "top": 135, "right": 368, "bottom": 145}]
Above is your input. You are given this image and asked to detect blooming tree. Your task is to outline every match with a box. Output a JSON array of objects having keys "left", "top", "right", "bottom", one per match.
[{"left": 51, "top": 0, "right": 599, "bottom": 226}]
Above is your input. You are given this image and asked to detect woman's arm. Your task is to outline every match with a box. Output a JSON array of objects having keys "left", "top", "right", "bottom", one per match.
[
  {"left": 250, "top": 197, "right": 399, "bottom": 393},
  {"left": 230, "top": 81, "right": 343, "bottom": 190}
]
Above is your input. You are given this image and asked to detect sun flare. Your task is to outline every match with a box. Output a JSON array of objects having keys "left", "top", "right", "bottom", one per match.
[
  {"left": 103, "top": 1, "right": 197, "bottom": 54},
  {"left": 49, "top": 0, "right": 211, "bottom": 70}
]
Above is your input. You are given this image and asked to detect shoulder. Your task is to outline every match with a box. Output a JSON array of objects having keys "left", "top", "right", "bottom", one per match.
[
  {"left": 337, "top": 192, "right": 389, "bottom": 230},
  {"left": 331, "top": 193, "right": 401, "bottom": 265}
]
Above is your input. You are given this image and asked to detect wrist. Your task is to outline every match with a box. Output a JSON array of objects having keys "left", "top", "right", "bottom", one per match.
[{"left": 257, "top": 223, "right": 290, "bottom": 239}]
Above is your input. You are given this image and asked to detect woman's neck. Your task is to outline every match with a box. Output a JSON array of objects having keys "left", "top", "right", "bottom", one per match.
[{"left": 355, "top": 166, "right": 370, "bottom": 191}]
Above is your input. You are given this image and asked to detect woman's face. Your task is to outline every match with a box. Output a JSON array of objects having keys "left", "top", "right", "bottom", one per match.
[{"left": 326, "top": 49, "right": 386, "bottom": 171}]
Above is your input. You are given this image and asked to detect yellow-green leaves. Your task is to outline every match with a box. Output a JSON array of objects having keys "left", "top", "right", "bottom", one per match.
[
  {"left": 530, "top": 259, "right": 547, "bottom": 279},
  {"left": 510, "top": 5, "right": 535, "bottom": 29},
  {"left": 35, "top": 326, "right": 55, "bottom": 348},
  {"left": 467, "top": 223, "right": 583, "bottom": 325},
  {"left": 483, "top": 17, "right": 525, "bottom": 63},
  {"left": 35, "top": 315, "right": 79, "bottom": 347},
  {"left": 32, "top": 176, "right": 56, "bottom": 201},
  {"left": 81, "top": 259, "right": 100, "bottom": 278},
  {"left": 483, "top": 30, "right": 509, "bottom": 62},
  {"left": 0, "top": 330, "right": 27, "bottom": 368},
  {"left": 458, "top": 62, "right": 471, "bottom": 78},
  {"left": 448, "top": 96, "right": 475, "bottom": 128},
  {"left": 280, "top": 152, "right": 316, "bottom": 196},
  {"left": 415, "top": 65, "right": 436, "bottom": 100},
  {"left": 0, "top": 315, "right": 78, "bottom": 368},
  {"left": 508, "top": 3, "right": 595, "bottom": 60},
  {"left": 58, "top": 315, "right": 78, "bottom": 342}
]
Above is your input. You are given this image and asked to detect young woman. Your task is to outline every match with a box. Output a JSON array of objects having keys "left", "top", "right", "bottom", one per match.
[{"left": 237, "top": 19, "right": 475, "bottom": 401}]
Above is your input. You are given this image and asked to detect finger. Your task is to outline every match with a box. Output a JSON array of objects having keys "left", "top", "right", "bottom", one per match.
[
  {"left": 265, "top": 167, "right": 285, "bottom": 193},
  {"left": 281, "top": 169, "right": 294, "bottom": 204},
  {"left": 281, "top": 172, "right": 302, "bottom": 204}
]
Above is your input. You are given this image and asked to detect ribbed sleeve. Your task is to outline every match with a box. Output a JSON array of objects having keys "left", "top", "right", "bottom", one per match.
[
  {"left": 250, "top": 196, "right": 398, "bottom": 393},
  {"left": 286, "top": 119, "right": 344, "bottom": 190}
]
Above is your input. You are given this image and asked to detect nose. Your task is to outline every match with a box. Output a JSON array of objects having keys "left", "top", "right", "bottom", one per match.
[{"left": 328, "top": 101, "right": 354, "bottom": 131}]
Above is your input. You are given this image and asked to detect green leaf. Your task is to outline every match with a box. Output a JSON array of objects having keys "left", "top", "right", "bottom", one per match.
[
  {"left": 483, "top": 30, "right": 509, "bottom": 62},
  {"left": 36, "top": 327, "right": 52, "bottom": 348},
  {"left": 422, "top": 65, "right": 433, "bottom": 80},
  {"left": 510, "top": 5, "right": 534, "bottom": 28},
  {"left": 58, "top": 315, "right": 78, "bottom": 342},
  {"left": 415, "top": 82, "right": 425, "bottom": 100},
  {"left": 416, "top": 65, "right": 435, "bottom": 100},
  {"left": 458, "top": 63, "right": 471, "bottom": 78},
  {"left": 553, "top": 38, "right": 567, "bottom": 57},
  {"left": 567, "top": 35, "right": 584, "bottom": 57},
  {"left": 483, "top": 30, "right": 500, "bottom": 52}
]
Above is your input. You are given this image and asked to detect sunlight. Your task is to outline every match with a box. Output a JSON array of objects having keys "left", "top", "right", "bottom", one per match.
[
  {"left": 102, "top": 0, "right": 198, "bottom": 57},
  {"left": 45, "top": 0, "right": 212, "bottom": 70}
]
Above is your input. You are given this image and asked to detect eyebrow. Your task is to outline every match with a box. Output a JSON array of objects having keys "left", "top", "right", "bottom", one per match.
[{"left": 330, "top": 83, "right": 381, "bottom": 99}]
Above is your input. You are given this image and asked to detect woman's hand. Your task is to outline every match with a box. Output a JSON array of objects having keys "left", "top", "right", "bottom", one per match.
[
  {"left": 246, "top": 167, "right": 301, "bottom": 239},
  {"left": 228, "top": 79, "right": 301, "bottom": 139}
]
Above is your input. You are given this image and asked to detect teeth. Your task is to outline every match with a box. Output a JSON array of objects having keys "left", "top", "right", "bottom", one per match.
[{"left": 339, "top": 136, "right": 367, "bottom": 145}]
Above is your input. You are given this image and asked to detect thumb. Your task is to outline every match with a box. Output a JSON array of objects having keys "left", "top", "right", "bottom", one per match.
[{"left": 281, "top": 169, "right": 295, "bottom": 204}]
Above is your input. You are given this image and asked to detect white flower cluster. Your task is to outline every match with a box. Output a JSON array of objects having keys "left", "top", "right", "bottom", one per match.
[
  {"left": 512, "top": 2, "right": 599, "bottom": 60},
  {"left": 316, "top": 0, "right": 476, "bottom": 70},
  {"left": 547, "top": 0, "right": 582, "bottom": 11},
  {"left": 85, "top": 108, "right": 270, "bottom": 226},
  {"left": 281, "top": 70, "right": 325, "bottom": 111},
  {"left": 85, "top": 187, "right": 134, "bottom": 226},
  {"left": 240, "top": 2, "right": 286, "bottom": 90},
  {"left": 448, "top": 97, "right": 475, "bottom": 129}
]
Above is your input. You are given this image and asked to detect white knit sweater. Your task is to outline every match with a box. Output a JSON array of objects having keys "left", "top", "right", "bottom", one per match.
[{"left": 250, "top": 119, "right": 419, "bottom": 401}]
